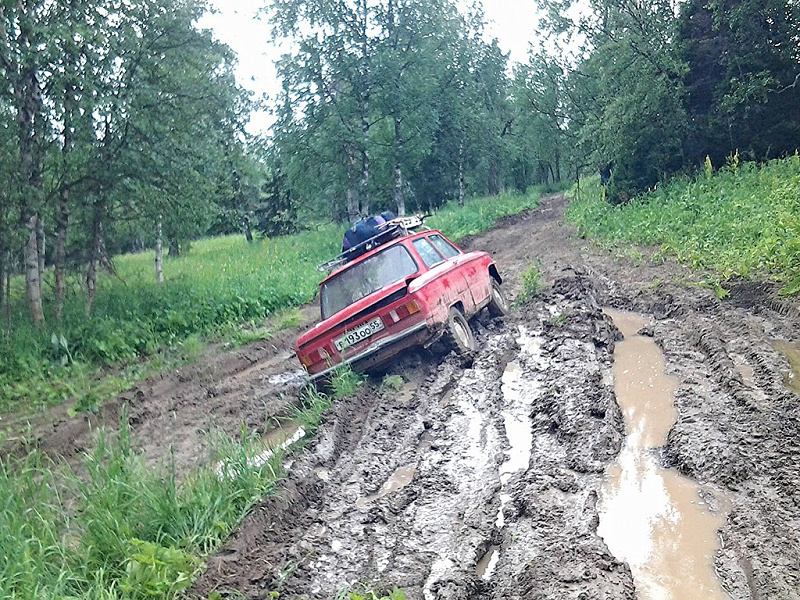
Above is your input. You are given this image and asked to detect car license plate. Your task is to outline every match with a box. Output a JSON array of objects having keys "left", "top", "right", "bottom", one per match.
[{"left": 335, "top": 317, "right": 385, "bottom": 351}]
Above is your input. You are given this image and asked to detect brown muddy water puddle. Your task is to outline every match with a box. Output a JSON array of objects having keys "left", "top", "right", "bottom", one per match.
[
  {"left": 599, "top": 309, "right": 729, "bottom": 600},
  {"left": 772, "top": 340, "right": 800, "bottom": 395},
  {"left": 356, "top": 465, "right": 417, "bottom": 508}
]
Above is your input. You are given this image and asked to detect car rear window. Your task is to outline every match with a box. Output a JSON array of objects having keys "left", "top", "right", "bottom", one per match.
[
  {"left": 429, "top": 234, "right": 460, "bottom": 259},
  {"left": 321, "top": 245, "right": 419, "bottom": 319}
]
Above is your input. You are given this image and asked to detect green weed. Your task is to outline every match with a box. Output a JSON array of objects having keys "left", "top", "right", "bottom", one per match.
[
  {"left": 290, "top": 385, "right": 334, "bottom": 437},
  {"left": 514, "top": 264, "right": 543, "bottom": 306},
  {"left": 329, "top": 365, "right": 366, "bottom": 398},
  {"left": 427, "top": 189, "right": 541, "bottom": 242},
  {"left": 566, "top": 156, "right": 800, "bottom": 294},
  {"left": 381, "top": 374, "right": 405, "bottom": 391},
  {"left": 0, "top": 408, "right": 296, "bottom": 599},
  {"left": 337, "top": 586, "right": 408, "bottom": 600}
]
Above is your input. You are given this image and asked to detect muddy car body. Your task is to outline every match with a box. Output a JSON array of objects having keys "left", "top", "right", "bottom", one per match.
[{"left": 295, "top": 224, "right": 507, "bottom": 382}]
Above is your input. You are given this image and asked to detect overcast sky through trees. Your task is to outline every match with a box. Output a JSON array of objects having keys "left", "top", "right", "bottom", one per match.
[{"left": 198, "top": 0, "right": 542, "bottom": 134}]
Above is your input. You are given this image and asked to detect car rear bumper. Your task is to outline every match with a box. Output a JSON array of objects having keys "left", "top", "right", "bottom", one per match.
[{"left": 307, "top": 321, "right": 430, "bottom": 383}]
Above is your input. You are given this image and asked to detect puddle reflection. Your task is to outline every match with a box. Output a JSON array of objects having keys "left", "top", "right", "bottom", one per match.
[
  {"left": 599, "top": 309, "right": 729, "bottom": 600},
  {"left": 356, "top": 465, "right": 416, "bottom": 508}
]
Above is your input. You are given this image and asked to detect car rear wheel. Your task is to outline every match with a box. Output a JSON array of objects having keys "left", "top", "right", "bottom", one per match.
[
  {"left": 487, "top": 280, "right": 509, "bottom": 317},
  {"left": 443, "top": 307, "right": 478, "bottom": 354}
]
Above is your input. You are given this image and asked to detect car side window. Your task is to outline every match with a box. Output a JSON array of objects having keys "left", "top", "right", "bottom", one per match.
[
  {"left": 429, "top": 234, "right": 460, "bottom": 259},
  {"left": 413, "top": 238, "right": 446, "bottom": 268}
]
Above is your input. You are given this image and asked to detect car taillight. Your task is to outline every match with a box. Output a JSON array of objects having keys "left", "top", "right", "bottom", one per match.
[
  {"left": 300, "top": 353, "right": 315, "bottom": 368},
  {"left": 388, "top": 300, "right": 422, "bottom": 324}
]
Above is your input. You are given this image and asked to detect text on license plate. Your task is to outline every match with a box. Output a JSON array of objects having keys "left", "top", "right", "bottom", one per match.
[{"left": 335, "top": 317, "right": 385, "bottom": 351}]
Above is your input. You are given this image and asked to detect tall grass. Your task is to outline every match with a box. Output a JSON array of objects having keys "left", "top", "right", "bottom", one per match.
[
  {"left": 1, "top": 227, "right": 341, "bottom": 412},
  {"left": 427, "top": 188, "right": 542, "bottom": 242},
  {"left": 0, "top": 369, "right": 363, "bottom": 599},
  {"left": 0, "top": 419, "right": 283, "bottom": 599},
  {"left": 566, "top": 154, "right": 800, "bottom": 293}
]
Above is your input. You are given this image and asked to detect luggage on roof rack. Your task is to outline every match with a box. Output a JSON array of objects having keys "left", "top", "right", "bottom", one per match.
[{"left": 318, "top": 214, "right": 428, "bottom": 273}]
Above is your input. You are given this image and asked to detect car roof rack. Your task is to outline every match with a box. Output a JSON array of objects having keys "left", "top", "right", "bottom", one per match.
[{"left": 317, "top": 214, "right": 429, "bottom": 273}]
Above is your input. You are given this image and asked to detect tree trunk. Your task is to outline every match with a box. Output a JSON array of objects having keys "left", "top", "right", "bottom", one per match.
[
  {"left": 555, "top": 151, "right": 562, "bottom": 182},
  {"left": 359, "top": 131, "right": 370, "bottom": 216},
  {"left": 394, "top": 164, "right": 406, "bottom": 217},
  {"left": 168, "top": 237, "right": 180, "bottom": 258},
  {"left": 85, "top": 208, "right": 102, "bottom": 316},
  {"left": 36, "top": 212, "right": 44, "bottom": 282},
  {"left": 155, "top": 216, "right": 164, "bottom": 285},
  {"left": 55, "top": 186, "right": 68, "bottom": 321},
  {"left": 458, "top": 141, "right": 466, "bottom": 207},
  {"left": 489, "top": 159, "right": 501, "bottom": 195},
  {"left": 0, "top": 247, "right": 4, "bottom": 338},
  {"left": 24, "top": 213, "right": 44, "bottom": 326},
  {"left": 15, "top": 13, "right": 45, "bottom": 328},
  {"left": 394, "top": 119, "right": 405, "bottom": 216},
  {"left": 98, "top": 229, "right": 114, "bottom": 274},
  {"left": 346, "top": 147, "right": 360, "bottom": 222},
  {"left": 56, "top": 60, "right": 76, "bottom": 322},
  {"left": 5, "top": 258, "right": 10, "bottom": 339},
  {"left": 243, "top": 215, "right": 253, "bottom": 243},
  {"left": 358, "top": 0, "right": 370, "bottom": 216}
]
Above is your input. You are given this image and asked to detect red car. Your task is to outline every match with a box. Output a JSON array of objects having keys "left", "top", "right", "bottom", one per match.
[{"left": 295, "top": 217, "right": 508, "bottom": 383}]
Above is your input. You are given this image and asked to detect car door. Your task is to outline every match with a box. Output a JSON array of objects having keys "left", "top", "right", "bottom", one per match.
[
  {"left": 428, "top": 233, "right": 491, "bottom": 315},
  {"left": 412, "top": 236, "right": 476, "bottom": 314}
]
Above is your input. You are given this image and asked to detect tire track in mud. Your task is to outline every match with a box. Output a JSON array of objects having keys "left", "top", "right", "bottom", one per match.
[
  {"left": 12, "top": 194, "right": 800, "bottom": 599},
  {"left": 658, "top": 307, "right": 800, "bottom": 599},
  {"left": 188, "top": 194, "right": 800, "bottom": 600},
  {"left": 192, "top": 270, "right": 637, "bottom": 599}
]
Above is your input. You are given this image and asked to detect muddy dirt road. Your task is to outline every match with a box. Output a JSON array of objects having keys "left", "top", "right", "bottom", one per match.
[{"left": 24, "top": 194, "right": 800, "bottom": 599}]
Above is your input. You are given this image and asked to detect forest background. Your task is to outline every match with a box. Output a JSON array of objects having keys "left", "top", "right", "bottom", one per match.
[{"left": 0, "top": 0, "right": 798, "bottom": 407}]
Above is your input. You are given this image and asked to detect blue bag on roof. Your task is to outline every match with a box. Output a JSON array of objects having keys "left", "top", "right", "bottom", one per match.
[{"left": 342, "top": 214, "right": 388, "bottom": 252}]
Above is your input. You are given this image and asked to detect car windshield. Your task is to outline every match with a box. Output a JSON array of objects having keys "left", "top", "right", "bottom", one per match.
[{"left": 321, "top": 245, "right": 418, "bottom": 319}]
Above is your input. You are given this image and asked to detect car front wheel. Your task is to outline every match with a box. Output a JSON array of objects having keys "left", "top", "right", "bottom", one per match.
[
  {"left": 487, "top": 280, "right": 510, "bottom": 317},
  {"left": 443, "top": 307, "right": 478, "bottom": 354}
]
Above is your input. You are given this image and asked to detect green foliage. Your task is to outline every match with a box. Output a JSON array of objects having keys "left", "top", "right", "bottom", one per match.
[
  {"left": 120, "top": 540, "right": 199, "bottom": 598},
  {"left": 566, "top": 156, "right": 800, "bottom": 293},
  {"left": 536, "top": 0, "right": 799, "bottom": 200},
  {"left": 254, "top": 167, "right": 302, "bottom": 237},
  {"left": 329, "top": 365, "right": 367, "bottom": 398},
  {"left": 0, "top": 411, "right": 299, "bottom": 599},
  {"left": 0, "top": 228, "right": 341, "bottom": 412},
  {"left": 515, "top": 264, "right": 543, "bottom": 306},
  {"left": 427, "top": 189, "right": 541, "bottom": 242},
  {"left": 269, "top": 0, "right": 556, "bottom": 219},
  {"left": 381, "top": 375, "right": 405, "bottom": 391}
]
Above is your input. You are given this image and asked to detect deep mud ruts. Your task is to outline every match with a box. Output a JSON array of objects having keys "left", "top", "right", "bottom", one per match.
[
  {"left": 14, "top": 194, "right": 800, "bottom": 599},
  {"left": 189, "top": 195, "right": 800, "bottom": 599}
]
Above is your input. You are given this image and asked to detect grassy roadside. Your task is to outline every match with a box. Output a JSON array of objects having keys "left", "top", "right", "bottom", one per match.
[
  {"left": 566, "top": 154, "right": 800, "bottom": 294},
  {"left": 0, "top": 372, "right": 346, "bottom": 600},
  {"left": 1, "top": 187, "right": 545, "bottom": 416}
]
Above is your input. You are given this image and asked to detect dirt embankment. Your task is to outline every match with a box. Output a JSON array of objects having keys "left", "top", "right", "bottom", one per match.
[{"left": 18, "top": 194, "right": 800, "bottom": 599}]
